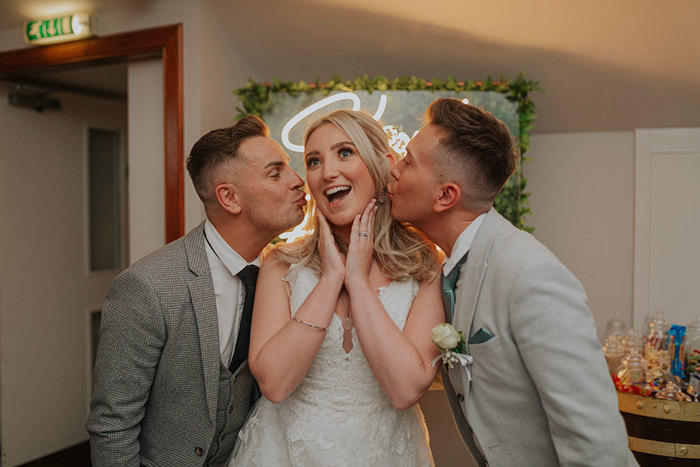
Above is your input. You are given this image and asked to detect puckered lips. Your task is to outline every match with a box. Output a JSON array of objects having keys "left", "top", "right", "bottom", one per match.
[
  {"left": 294, "top": 192, "right": 307, "bottom": 207},
  {"left": 325, "top": 185, "right": 351, "bottom": 207}
]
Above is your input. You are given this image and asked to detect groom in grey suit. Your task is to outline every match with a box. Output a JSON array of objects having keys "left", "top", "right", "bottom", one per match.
[
  {"left": 389, "top": 98, "right": 635, "bottom": 466},
  {"left": 87, "top": 116, "right": 307, "bottom": 466}
]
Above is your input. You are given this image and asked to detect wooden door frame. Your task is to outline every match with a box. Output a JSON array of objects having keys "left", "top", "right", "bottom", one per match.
[{"left": 0, "top": 24, "right": 184, "bottom": 243}]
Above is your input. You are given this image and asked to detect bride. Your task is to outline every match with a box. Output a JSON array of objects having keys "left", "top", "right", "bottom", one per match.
[{"left": 228, "top": 109, "right": 443, "bottom": 466}]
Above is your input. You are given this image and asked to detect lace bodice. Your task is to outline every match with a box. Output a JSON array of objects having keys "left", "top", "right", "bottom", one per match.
[
  {"left": 230, "top": 266, "right": 433, "bottom": 466},
  {"left": 288, "top": 266, "right": 418, "bottom": 406}
]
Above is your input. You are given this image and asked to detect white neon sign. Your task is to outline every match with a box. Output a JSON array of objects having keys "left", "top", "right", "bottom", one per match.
[
  {"left": 281, "top": 93, "right": 361, "bottom": 153},
  {"left": 372, "top": 94, "right": 388, "bottom": 120},
  {"left": 280, "top": 92, "right": 416, "bottom": 156}
]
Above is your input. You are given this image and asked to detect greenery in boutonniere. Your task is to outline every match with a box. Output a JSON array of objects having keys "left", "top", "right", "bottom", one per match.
[
  {"left": 431, "top": 323, "right": 472, "bottom": 370},
  {"left": 234, "top": 73, "right": 541, "bottom": 231}
]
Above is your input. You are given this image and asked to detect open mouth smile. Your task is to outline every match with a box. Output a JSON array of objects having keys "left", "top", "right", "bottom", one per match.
[{"left": 325, "top": 185, "right": 351, "bottom": 206}]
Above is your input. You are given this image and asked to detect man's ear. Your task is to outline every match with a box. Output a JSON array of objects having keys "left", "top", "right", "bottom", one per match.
[
  {"left": 433, "top": 182, "right": 461, "bottom": 213},
  {"left": 385, "top": 153, "right": 395, "bottom": 167},
  {"left": 215, "top": 183, "right": 243, "bottom": 215}
]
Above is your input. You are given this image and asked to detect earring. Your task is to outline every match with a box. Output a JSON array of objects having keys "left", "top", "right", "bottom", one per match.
[{"left": 377, "top": 187, "right": 387, "bottom": 204}]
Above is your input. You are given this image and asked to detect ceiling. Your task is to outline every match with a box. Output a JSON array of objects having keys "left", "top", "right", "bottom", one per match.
[
  {"left": 1, "top": 0, "right": 698, "bottom": 133},
  {"left": 0, "top": 63, "right": 127, "bottom": 100}
]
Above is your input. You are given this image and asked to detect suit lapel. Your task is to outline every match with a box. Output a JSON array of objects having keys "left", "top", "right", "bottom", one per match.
[
  {"left": 185, "top": 223, "right": 220, "bottom": 423},
  {"left": 442, "top": 209, "right": 507, "bottom": 464},
  {"left": 446, "top": 210, "right": 499, "bottom": 407},
  {"left": 452, "top": 208, "right": 501, "bottom": 340}
]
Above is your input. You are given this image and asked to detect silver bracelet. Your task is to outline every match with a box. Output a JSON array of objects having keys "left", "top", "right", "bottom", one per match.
[{"left": 292, "top": 315, "right": 327, "bottom": 331}]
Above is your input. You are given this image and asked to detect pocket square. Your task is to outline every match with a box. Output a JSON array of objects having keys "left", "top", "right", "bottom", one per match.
[{"left": 468, "top": 327, "right": 494, "bottom": 344}]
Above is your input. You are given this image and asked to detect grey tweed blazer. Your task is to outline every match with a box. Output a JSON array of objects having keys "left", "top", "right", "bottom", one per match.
[
  {"left": 442, "top": 209, "right": 636, "bottom": 467},
  {"left": 87, "top": 223, "right": 250, "bottom": 467}
]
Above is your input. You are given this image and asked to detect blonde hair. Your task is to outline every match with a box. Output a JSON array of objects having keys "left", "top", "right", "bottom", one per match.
[{"left": 274, "top": 109, "right": 440, "bottom": 281}]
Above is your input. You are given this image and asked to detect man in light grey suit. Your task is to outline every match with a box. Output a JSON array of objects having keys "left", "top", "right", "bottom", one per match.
[
  {"left": 388, "top": 98, "right": 635, "bottom": 466},
  {"left": 87, "top": 116, "right": 307, "bottom": 466}
]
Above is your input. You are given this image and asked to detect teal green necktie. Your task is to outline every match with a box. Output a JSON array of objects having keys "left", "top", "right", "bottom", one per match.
[{"left": 441, "top": 252, "right": 468, "bottom": 322}]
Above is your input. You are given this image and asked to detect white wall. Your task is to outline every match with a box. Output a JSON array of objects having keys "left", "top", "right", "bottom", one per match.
[
  {"left": 98, "top": 0, "right": 205, "bottom": 246},
  {"left": 101, "top": 0, "right": 263, "bottom": 237},
  {"left": 97, "top": 0, "right": 260, "bottom": 238},
  {"left": 0, "top": 23, "right": 24, "bottom": 52},
  {"left": 127, "top": 59, "right": 166, "bottom": 263},
  {"left": 0, "top": 86, "right": 127, "bottom": 465},
  {"left": 527, "top": 131, "right": 635, "bottom": 339},
  {"left": 184, "top": 1, "right": 259, "bottom": 230}
]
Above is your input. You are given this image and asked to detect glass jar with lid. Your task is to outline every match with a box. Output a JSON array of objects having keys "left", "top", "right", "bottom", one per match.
[
  {"left": 621, "top": 329, "right": 645, "bottom": 355},
  {"left": 604, "top": 313, "right": 627, "bottom": 343},
  {"left": 644, "top": 313, "right": 671, "bottom": 380},
  {"left": 603, "top": 336, "right": 625, "bottom": 377},
  {"left": 685, "top": 315, "right": 700, "bottom": 377},
  {"left": 656, "top": 381, "right": 682, "bottom": 400},
  {"left": 645, "top": 312, "right": 669, "bottom": 350},
  {"left": 615, "top": 349, "right": 649, "bottom": 394}
]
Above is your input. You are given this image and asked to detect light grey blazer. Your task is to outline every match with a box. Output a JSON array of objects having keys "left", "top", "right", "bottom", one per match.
[
  {"left": 87, "top": 223, "right": 251, "bottom": 467},
  {"left": 443, "top": 209, "right": 636, "bottom": 466}
]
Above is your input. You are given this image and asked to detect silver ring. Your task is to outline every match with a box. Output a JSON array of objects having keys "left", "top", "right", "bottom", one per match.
[{"left": 358, "top": 231, "right": 369, "bottom": 237}]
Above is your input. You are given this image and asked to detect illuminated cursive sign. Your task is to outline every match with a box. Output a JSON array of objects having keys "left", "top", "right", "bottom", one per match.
[{"left": 279, "top": 92, "right": 414, "bottom": 154}]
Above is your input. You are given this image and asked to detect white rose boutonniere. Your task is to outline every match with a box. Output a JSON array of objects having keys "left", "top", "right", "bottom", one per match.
[
  {"left": 430, "top": 323, "right": 473, "bottom": 380},
  {"left": 431, "top": 323, "right": 462, "bottom": 350}
]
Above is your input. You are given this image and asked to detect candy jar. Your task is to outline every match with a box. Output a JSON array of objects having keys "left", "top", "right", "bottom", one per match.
[
  {"left": 656, "top": 381, "right": 681, "bottom": 400},
  {"left": 685, "top": 315, "right": 700, "bottom": 377},
  {"left": 621, "top": 329, "right": 645, "bottom": 355},
  {"left": 643, "top": 311, "right": 664, "bottom": 337},
  {"left": 604, "top": 313, "right": 627, "bottom": 343},
  {"left": 616, "top": 350, "right": 649, "bottom": 394},
  {"left": 603, "top": 336, "right": 625, "bottom": 378},
  {"left": 645, "top": 312, "right": 669, "bottom": 350},
  {"left": 644, "top": 313, "right": 670, "bottom": 381}
]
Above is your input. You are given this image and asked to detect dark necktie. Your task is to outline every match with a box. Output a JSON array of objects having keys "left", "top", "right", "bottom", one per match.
[
  {"left": 229, "top": 264, "right": 259, "bottom": 372},
  {"left": 441, "top": 252, "right": 468, "bottom": 322}
]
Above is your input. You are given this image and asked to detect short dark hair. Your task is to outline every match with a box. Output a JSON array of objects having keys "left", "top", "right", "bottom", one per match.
[
  {"left": 186, "top": 115, "right": 269, "bottom": 205},
  {"left": 426, "top": 98, "right": 516, "bottom": 210}
]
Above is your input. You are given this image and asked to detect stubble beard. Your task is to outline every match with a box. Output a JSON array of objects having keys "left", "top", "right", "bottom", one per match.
[{"left": 251, "top": 203, "right": 304, "bottom": 239}]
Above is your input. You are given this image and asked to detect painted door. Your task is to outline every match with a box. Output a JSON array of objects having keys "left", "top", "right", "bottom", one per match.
[
  {"left": 0, "top": 85, "right": 127, "bottom": 465},
  {"left": 634, "top": 128, "right": 700, "bottom": 328}
]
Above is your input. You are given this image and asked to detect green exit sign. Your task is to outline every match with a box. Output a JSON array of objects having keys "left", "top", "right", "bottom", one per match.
[{"left": 23, "top": 13, "right": 91, "bottom": 45}]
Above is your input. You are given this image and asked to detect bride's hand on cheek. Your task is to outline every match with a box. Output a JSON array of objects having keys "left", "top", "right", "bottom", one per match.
[
  {"left": 345, "top": 199, "right": 377, "bottom": 290},
  {"left": 317, "top": 209, "right": 345, "bottom": 283}
]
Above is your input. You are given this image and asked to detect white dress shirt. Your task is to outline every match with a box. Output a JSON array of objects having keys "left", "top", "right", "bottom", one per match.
[
  {"left": 203, "top": 220, "right": 261, "bottom": 367},
  {"left": 442, "top": 213, "right": 486, "bottom": 277}
]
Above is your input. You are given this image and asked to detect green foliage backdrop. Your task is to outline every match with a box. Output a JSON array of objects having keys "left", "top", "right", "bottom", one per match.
[{"left": 234, "top": 73, "right": 541, "bottom": 230}]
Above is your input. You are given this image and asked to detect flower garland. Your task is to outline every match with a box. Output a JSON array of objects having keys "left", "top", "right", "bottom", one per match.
[{"left": 233, "top": 73, "right": 541, "bottom": 230}]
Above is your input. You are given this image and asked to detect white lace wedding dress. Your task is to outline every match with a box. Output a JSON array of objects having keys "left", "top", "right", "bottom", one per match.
[{"left": 229, "top": 266, "right": 434, "bottom": 466}]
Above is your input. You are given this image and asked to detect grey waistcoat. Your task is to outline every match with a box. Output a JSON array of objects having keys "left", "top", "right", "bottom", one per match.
[{"left": 204, "top": 361, "right": 255, "bottom": 466}]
